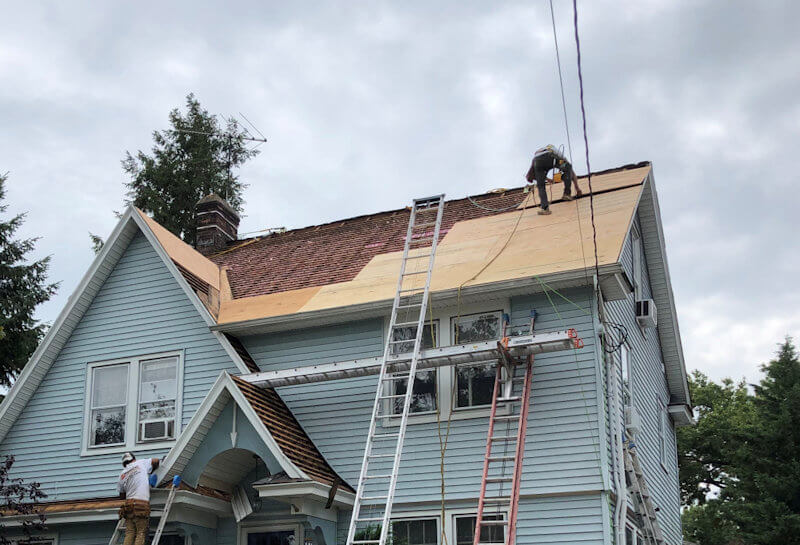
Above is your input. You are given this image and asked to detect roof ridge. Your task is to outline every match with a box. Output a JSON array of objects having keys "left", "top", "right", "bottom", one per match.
[{"left": 212, "top": 160, "right": 651, "bottom": 256}]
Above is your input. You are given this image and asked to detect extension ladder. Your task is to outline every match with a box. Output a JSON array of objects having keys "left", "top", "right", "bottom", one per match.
[
  {"left": 108, "top": 475, "right": 181, "bottom": 545},
  {"left": 474, "top": 314, "right": 536, "bottom": 545},
  {"left": 346, "top": 195, "right": 446, "bottom": 545},
  {"left": 624, "top": 445, "right": 665, "bottom": 545}
]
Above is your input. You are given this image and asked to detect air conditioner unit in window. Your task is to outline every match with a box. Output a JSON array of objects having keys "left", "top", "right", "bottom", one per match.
[
  {"left": 139, "top": 419, "right": 174, "bottom": 442},
  {"left": 625, "top": 406, "right": 643, "bottom": 437},
  {"left": 635, "top": 298, "right": 657, "bottom": 328}
]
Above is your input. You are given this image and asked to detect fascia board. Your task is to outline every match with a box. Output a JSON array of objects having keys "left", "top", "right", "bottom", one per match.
[
  {"left": 157, "top": 372, "right": 307, "bottom": 485},
  {"left": 132, "top": 209, "right": 251, "bottom": 375},
  {"left": 212, "top": 265, "right": 623, "bottom": 336},
  {"left": 253, "top": 481, "right": 355, "bottom": 507},
  {"left": 0, "top": 207, "right": 139, "bottom": 444}
]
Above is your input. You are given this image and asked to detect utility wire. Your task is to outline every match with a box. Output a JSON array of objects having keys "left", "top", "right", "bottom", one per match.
[{"left": 549, "top": 0, "right": 573, "bottom": 163}]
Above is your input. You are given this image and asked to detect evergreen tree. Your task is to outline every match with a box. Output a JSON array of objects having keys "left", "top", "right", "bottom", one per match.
[
  {"left": 0, "top": 174, "right": 58, "bottom": 385},
  {"left": 121, "top": 93, "right": 258, "bottom": 245}
]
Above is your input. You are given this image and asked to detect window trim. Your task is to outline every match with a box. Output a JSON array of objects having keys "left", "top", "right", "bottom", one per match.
[
  {"left": 81, "top": 350, "right": 184, "bottom": 457},
  {"left": 453, "top": 512, "right": 506, "bottom": 545},
  {"left": 390, "top": 515, "right": 441, "bottom": 545},
  {"left": 6, "top": 535, "right": 59, "bottom": 545},
  {"left": 387, "top": 321, "right": 440, "bottom": 416},
  {"left": 451, "top": 310, "right": 505, "bottom": 411},
  {"left": 620, "top": 343, "right": 632, "bottom": 407},
  {"left": 238, "top": 522, "right": 302, "bottom": 545},
  {"left": 658, "top": 400, "right": 669, "bottom": 471}
]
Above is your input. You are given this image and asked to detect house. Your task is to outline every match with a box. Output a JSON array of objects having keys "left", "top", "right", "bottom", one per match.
[{"left": 0, "top": 161, "right": 692, "bottom": 545}]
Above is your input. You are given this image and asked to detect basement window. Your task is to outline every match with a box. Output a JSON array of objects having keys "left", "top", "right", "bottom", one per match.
[
  {"left": 453, "top": 311, "right": 503, "bottom": 409},
  {"left": 83, "top": 351, "right": 183, "bottom": 455}
]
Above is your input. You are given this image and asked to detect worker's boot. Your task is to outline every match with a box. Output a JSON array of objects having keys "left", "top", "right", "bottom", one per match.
[
  {"left": 561, "top": 193, "right": 574, "bottom": 201},
  {"left": 538, "top": 208, "right": 552, "bottom": 216}
]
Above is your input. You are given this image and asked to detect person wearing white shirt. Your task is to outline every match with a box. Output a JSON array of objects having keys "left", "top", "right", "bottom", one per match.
[{"left": 117, "top": 452, "right": 160, "bottom": 545}]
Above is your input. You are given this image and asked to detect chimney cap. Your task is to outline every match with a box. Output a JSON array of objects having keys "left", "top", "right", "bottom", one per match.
[{"left": 197, "top": 193, "right": 239, "bottom": 217}]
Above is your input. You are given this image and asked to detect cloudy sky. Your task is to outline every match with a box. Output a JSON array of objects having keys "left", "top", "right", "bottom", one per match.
[{"left": 1, "top": 1, "right": 797, "bottom": 385}]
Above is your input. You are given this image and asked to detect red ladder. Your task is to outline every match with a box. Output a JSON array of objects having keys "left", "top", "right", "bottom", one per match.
[{"left": 474, "top": 320, "right": 535, "bottom": 545}]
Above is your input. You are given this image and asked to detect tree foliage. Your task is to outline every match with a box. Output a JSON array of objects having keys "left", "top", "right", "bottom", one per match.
[
  {"left": 0, "top": 455, "right": 47, "bottom": 544},
  {"left": 121, "top": 93, "right": 258, "bottom": 246},
  {"left": 680, "top": 338, "right": 800, "bottom": 545},
  {"left": 0, "top": 174, "right": 58, "bottom": 385}
]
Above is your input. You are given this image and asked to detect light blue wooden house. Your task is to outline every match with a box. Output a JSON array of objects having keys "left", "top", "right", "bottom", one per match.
[{"left": 0, "top": 162, "right": 691, "bottom": 545}]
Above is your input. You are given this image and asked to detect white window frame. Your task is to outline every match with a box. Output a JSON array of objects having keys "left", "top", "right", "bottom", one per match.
[
  {"left": 238, "top": 522, "right": 302, "bottom": 545},
  {"left": 453, "top": 512, "right": 506, "bottom": 545},
  {"left": 390, "top": 515, "right": 441, "bottom": 545},
  {"left": 82, "top": 350, "right": 184, "bottom": 456},
  {"left": 658, "top": 400, "right": 669, "bottom": 470},
  {"left": 387, "top": 320, "right": 440, "bottom": 416},
  {"left": 632, "top": 230, "right": 642, "bottom": 302},
  {"left": 383, "top": 301, "right": 511, "bottom": 426},
  {"left": 620, "top": 344, "right": 632, "bottom": 407},
  {"left": 451, "top": 310, "right": 505, "bottom": 411}
]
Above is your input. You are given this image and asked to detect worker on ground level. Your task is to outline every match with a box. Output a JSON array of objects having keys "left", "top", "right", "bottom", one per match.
[
  {"left": 525, "top": 145, "right": 582, "bottom": 215},
  {"left": 118, "top": 452, "right": 160, "bottom": 545}
]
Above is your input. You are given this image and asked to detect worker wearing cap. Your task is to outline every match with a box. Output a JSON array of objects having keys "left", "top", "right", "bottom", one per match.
[
  {"left": 118, "top": 452, "right": 160, "bottom": 545},
  {"left": 525, "top": 145, "right": 581, "bottom": 215}
]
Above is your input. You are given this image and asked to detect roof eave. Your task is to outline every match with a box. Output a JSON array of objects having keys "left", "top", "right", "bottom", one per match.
[{"left": 211, "top": 264, "right": 624, "bottom": 336}]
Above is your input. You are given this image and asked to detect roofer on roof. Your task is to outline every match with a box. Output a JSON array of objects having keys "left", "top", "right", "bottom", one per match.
[
  {"left": 118, "top": 452, "right": 160, "bottom": 545},
  {"left": 525, "top": 145, "right": 582, "bottom": 215}
]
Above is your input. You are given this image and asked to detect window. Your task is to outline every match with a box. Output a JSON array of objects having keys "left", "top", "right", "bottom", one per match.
[
  {"left": 138, "top": 357, "right": 178, "bottom": 442},
  {"left": 84, "top": 352, "right": 182, "bottom": 453},
  {"left": 659, "top": 404, "right": 670, "bottom": 467},
  {"left": 12, "top": 539, "right": 56, "bottom": 545},
  {"left": 391, "top": 518, "right": 438, "bottom": 545},
  {"left": 455, "top": 515, "right": 504, "bottom": 545},
  {"left": 453, "top": 312, "right": 502, "bottom": 409},
  {"left": 391, "top": 322, "right": 438, "bottom": 414},
  {"left": 632, "top": 232, "right": 642, "bottom": 301},
  {"left": 89, "top": 364, "right": 129, "bottom": 446},
  {"left": 620, "top": 344, "right": 632, "bottom": 406}
]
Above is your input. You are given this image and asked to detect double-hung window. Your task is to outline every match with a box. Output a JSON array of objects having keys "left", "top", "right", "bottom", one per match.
[
  {"left": 452, "top": 311, "right": 503, "bottom": 409},
  {"left": 391, "top": 322, "right": 438, "bottom": 414},
  {"left": 454, "top": 514, "right": 505, "bottom": 545},
  {"left": 391, "top": 518, "right": 438, "bottom": 545},
  {"left": 85, "top": 352, "right": 182, "bottom": 453}
]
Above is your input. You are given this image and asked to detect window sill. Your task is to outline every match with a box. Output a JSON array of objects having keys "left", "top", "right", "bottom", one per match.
[{"left": 81, "top": 440, "right": 177, "bottom": 458}]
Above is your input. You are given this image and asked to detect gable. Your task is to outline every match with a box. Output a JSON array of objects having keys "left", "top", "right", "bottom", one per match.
[{"left": 0, "top": 214, "right": 249, "bottom": 501}]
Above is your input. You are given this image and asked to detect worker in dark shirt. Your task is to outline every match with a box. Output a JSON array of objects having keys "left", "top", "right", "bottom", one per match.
[{"left": 525, "top": 145, "right": 581, "bottom": 215}]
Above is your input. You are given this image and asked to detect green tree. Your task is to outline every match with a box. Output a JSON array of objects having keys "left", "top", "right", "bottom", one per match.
[
  {"left": 120, "top": 93, "right": 258, "bottom": 246},
  {"left": 0, "top": 174, "right": 58, "bottom": 386}
]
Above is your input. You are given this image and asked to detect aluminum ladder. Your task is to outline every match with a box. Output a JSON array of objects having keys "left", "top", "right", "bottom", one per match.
[
  {"left": 346, "top": 195, "right": 446, "bottom": 545},
  {"left": 473, "top": 314, "right": 536, "bottom": 545},
  {"left": 624, "top": 445, "right": 665, "bottom": 545},
  {"left": 108, "top": 475, "right": 181, "bottom": 545}
]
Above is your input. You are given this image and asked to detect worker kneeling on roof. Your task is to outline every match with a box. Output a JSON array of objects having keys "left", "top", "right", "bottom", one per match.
[
  {"left": 118, "top": 452, "right": 160, "bottom": 545},
  {"left": 525, "top": 145, "right": 581, "bottom": 215}
]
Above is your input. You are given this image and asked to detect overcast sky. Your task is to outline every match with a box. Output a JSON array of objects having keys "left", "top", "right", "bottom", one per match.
[{"left": 2, "top": 1, "right": 797, "bottom": 385}]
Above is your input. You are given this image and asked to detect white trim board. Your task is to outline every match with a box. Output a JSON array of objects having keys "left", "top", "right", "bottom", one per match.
[{"left": 0, "top": 206, "right": 250, "bottom": 447}]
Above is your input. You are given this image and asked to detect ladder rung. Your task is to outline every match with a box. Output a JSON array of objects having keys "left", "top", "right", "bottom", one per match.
[
  {"left": 485, "top": 477, "right": 513, "bottom": 483},
  {"left": 397, "top": 303, "right": 422, "bottom": 309},
  {"left": 409, "top": 237, "right": 434, "bottom": 245},
  {"left": 378, "top": 394, "right": 406, "bottom": 400},
  {"left": 361, "top": 495, "right": 388, "bottom": 502},
  {"left": 382, "top": 374, "right": 410, "bottom": 380},
  {"left": 496, "top": 396, "right": 521, "bottom": 403},
  {"left": 364, "top": 473, "right": 393, "bottom": 479},
  {"left": 404, "top": 254, "right": 432, "bottom": 261},
  {"left": 392, "top": 321, "right": 421, "bottom": 328},
  {"left": 367, "top": 454, "right": 395, "bottom": 459},
  {"left": 490, "top": 435, "right": 516, "bottom": 442},
  {"left": 357, "top": 517, "right": 385, "bottom": 522},
  {"left": 478, "top": 520, "right": 509, "bottom": 526},
  {"left": 488, "top": 456, "right": 516, "bottom": 463},
  {"left": 401, "top": 270, "right": 428, "bottom": 277},
  {"left": 493, "top": 415, "right": 520, "bottom": 421},
  {"left": 412, "top": 221, "right": 437, "bottom": 229},
  {"left": 372, "top": 432, "right": 400, "bottom": 439},
  {"left": 352, "top": 541, "right": 381, "bottom": 544},
  {"left": 482, "top": 496, "right": 511, "bottom": 503},
  {"left": 398, "top": 288, "right": 424, "bottom": 294}
]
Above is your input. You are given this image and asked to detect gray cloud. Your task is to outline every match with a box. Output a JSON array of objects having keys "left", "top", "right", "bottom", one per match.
[{"left": 2, "top": 0, "right": 797, "bottom": 384}]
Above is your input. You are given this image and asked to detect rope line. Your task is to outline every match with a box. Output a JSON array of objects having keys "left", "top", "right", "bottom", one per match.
[{"left": 549, "top": 0, "right": 573, "bottom": 163}]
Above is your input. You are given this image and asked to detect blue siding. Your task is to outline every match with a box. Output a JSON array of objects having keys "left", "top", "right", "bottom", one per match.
[
  {"left": 242, "top": 289, "right": 605, "bottom": 510},
  {"left": 0, "top": 232, "right": 239, "bottom": 501},
  {"left": 605, "top": 215, "right": 682, "bottom": 544}
]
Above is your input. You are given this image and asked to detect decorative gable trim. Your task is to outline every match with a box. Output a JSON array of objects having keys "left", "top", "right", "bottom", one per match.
[{"left": 0, "top": 207, "right": 250, "bottom": 446}]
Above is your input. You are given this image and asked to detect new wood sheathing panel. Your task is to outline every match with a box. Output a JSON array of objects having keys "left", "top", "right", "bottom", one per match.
[
  {"left": 217, "top": 184, "right": 643, "bottom": 323},
  {"left": 137, "top": 209, "right": 220, "bottom": 290}
]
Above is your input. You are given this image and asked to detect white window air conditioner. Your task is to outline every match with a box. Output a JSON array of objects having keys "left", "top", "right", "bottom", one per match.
[
  {"left": 625, "top": 406, "right": 643, "bottom": 437},
  {"left": 139, "top": 419, "right": 174, "bottom": 442},
  {"left": 635, "top": 298, "right": 657, "bottom": 328}
]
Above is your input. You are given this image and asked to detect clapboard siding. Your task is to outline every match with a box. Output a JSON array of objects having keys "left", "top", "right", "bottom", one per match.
[
  {"left": 0, "top": 232, "right": 239, "bottom": 501},
  {"left": 241, "top": 287, "right": 605, "bottom": 505},
  {"left": 605, "top": 215, "right": 682, "bottom": 544}
]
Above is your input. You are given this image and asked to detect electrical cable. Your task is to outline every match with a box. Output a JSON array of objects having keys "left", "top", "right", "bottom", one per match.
[
  {"left": 549, "top": 0, "right": 574, "bottom": 163},
  {"left": 466, "top": 188, "right": 532, "bottom": 213}
]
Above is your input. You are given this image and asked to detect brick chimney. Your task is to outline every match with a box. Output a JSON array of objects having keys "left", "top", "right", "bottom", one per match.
[{"left": 195, "top": 194, "right": 240, "bottom": 255}]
